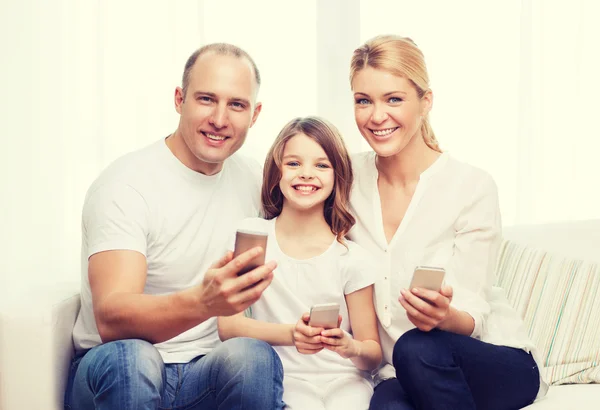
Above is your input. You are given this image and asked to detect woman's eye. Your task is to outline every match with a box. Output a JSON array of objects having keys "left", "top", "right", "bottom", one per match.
[
  {"left": 389, "top": 97, "right": 403, "bottom": 103},
  {"left": 355, "top": 98, "right": 370, "bottom": 105}
]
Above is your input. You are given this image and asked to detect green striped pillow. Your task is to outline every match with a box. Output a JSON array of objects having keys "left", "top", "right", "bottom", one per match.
[{"left": 496, "top": 239, "right": 600, "bottom": 385}]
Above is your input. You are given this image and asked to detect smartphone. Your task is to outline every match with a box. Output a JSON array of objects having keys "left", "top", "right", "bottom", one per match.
[
  {"left": 308, "top": 303, "right": 340, "bottom": 329},
  {"left": 409, "top": 266, "right": 446, "bottom": 291},
  {"left": 233, "top": 229, "right": 268, "bottom": 275}
]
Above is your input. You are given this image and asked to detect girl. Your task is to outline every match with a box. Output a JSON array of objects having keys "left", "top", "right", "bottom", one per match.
[
  {"left": 347, "top": 35, "right": 548, "bottom": 410},
  {"left": 218, "top": 116, "right": 382, "bottom": 410}
]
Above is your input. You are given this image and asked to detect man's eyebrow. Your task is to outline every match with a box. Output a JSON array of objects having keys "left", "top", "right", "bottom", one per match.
[
  {"left": 192, "top": 92, "right": 250, "bottom": 106},
  {"left": 193, "top": 91, "right": 216, "bottom": 98},
  {"left": 229, "top": 97, "right": 251, "bottom": 106}
]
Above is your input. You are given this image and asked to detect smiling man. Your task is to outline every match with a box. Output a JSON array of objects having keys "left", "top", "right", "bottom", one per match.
[{"left": 64, "top": 44, "right": 285, "bottom": 410}]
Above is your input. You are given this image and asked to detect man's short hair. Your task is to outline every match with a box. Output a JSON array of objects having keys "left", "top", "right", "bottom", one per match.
[{"left": 181, "top": 43, "right": 261, "bottom": 99}]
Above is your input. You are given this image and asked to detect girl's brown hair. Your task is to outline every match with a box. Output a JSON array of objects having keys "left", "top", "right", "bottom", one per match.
[
  {"left": 350, "top": 35, "right": 441, "bottom": 152},
  {"left": 261, "top": 116, "right": 355, "bottom": 243}
]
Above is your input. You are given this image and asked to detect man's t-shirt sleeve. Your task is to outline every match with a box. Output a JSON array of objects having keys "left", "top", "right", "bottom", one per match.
[{"left": 83, "top": 183, "right": 149, "bottom": 259}]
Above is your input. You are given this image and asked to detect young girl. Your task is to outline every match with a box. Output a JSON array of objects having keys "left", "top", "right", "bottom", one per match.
[
  {"left": 348, "top": 35, "right": 547, "bottom": 410},
  {"left": 218, "top": 116, "right": 382, "bottom": 410}
]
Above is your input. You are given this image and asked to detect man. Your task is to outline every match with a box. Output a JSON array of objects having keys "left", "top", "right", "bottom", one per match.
[{"left": 64, "top": 43, "right": 285, "bottom": 410}]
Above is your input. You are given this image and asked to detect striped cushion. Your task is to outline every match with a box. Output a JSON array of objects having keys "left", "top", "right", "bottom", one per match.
[{"left": 496, "top": 239, "right": 600, "bottom": 385}]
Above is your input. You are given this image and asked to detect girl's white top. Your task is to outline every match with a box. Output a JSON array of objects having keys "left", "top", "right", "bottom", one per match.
[
  {"left": 348, "top": 151, "right": 548, "bottom": 398},
  {"left": 233, "top": 217, "right": 376, "bottom": 381}
]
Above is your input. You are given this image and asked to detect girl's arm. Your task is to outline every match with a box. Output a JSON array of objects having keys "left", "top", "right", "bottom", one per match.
[
  {"left": 218, "top": 313, "right": 295, "bottom": 346},
  {"left": 218, "top": 312, "right": 327, "bottom": 353},
  {"left": 320, "top": 285, "right": 382, "bottom": 371}
]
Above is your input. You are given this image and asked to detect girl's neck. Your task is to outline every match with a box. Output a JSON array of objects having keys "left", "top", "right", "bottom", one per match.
[
  {"left": 376, "top": 133, "right": 441, "bottom": 188},
  {"left": 276, "top": 203, "right": 333, "bottom": 240}
]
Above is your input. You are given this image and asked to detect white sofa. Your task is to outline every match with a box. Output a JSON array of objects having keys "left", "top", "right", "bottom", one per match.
[
  {"left": 503, "top": 220, "right": 600, "bottom": 409},
  {"left": 0, "top": 220, "right": 598, "bottom": 410}
]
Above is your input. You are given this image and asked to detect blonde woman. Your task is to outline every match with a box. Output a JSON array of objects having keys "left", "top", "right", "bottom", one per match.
[{"left": 347, "top": 35, "right": 548, "bottom": 410}]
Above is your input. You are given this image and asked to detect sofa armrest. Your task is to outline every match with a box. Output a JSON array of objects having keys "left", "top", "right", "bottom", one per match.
[
  {"left": 53, "top": 293, "right": 81, "bottom": 407},
  {"left": 0, "top": 284, "right": 80, "bottom": 410}
]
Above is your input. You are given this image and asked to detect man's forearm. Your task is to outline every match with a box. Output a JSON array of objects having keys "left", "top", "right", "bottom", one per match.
[{"left": 95, "top": 289, "right": 210, "bottom": 344}]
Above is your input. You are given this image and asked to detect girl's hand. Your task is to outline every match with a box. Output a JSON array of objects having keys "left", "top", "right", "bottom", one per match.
[
  {"left": 292, "top": 313, "right": 324, "bottom": 354},
  {"left": 399, "top": 285, "right": 453, "bottom": 332},
  {"left": 320, "top": 315, "right": 359, "bottom": 359}
]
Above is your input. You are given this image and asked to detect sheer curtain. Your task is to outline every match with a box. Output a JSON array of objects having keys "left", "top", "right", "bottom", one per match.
[
  {"left": 516, "top": 0, "right": 600, "bottom": 224},
  {"left": 360, "top": 0, "right": 600, "bottom": 226},
  {"left": 1, "top": 0, "right": 598, "bottom": 290}
]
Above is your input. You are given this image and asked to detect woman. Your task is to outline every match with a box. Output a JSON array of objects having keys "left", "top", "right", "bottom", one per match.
[{"left": 347, "top": 35, "right": 548, "bottom": 410}]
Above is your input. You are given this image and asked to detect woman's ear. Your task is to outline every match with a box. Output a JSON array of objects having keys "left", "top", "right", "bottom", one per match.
[{"left": 421, "top": 89, "right": 433, "bottom": 117}]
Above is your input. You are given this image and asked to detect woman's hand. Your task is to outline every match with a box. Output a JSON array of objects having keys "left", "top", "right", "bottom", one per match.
[
  {"left": 320, "top": 317, "right": 360, "bottom": 359},
  {"left": 399, "top": 285, "right": 453, "bottom": 332},
  {"left": 292, "top": 313, "right": 324, "bottom": 354}
]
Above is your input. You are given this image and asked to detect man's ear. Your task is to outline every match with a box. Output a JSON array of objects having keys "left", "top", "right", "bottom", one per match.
[
  {"left": 250, "top": 102, "right": 262, "bottom": 128},
  {"left": 174, "top": 87, "right": 185, "bottom": 114}
]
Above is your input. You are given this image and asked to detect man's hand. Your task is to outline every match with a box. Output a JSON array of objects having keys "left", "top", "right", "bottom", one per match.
[
  {"left": 195, "top": 247, "right": 276, "bottom": 317},
  {"left": 292, "top": 313, "right": 325, "bottom": 354},
  {"left": 399, "top": 285, "right": 453, "bottom": 332}
]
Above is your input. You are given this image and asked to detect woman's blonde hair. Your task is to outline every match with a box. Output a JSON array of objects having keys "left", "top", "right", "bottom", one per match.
[
  {"left": 262, "top": 116, "right": 355, "bottom": 244},
  {"left": 350, "top": 35, "right": 441, "bottom": 152}
]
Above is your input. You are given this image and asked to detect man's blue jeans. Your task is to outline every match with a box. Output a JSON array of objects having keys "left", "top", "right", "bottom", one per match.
[
  {"left": 369, "top": 329, "right": 540, "bottom": 410},
  {"left": 64, "top": 337, "right": 285, "bottom": 410}
]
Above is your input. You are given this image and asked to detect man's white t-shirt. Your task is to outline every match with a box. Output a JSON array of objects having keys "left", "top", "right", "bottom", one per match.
[
  {"left": 72, "top": 138, "right": 262, "bottom": 363},
  {"left": 233, "top": 217, "right": 375, "bottom": 381}
]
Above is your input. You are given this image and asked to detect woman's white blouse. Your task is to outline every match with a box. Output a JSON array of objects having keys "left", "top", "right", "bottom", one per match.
[{"left": 348, "top": 151, "right": 547, "bottom": 397}]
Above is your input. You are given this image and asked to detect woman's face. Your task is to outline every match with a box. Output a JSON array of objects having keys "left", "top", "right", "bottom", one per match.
[{"left": 352, "top": 67, "right": 431, "bottom": 158}]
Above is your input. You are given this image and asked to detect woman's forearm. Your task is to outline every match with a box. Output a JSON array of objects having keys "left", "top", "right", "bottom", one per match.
[{"left": 438, "top": 306, "right": 475, "bottom": 336}]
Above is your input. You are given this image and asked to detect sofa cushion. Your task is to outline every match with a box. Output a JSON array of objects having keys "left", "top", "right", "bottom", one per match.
[
  {"left": 521, "top": 384, "right": 600, "bottom": 409},
  {"left": 496, "top": 239, "right": 600, "bottom": 385}
]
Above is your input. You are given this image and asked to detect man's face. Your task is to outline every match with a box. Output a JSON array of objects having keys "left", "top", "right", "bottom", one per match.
[{"left": 173, "top": 52, "right": 261, "bottom": 174}]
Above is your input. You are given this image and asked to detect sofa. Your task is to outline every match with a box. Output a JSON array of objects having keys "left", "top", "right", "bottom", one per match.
[
  {"left": 0, "top": 220, "right": 598, "bottom": 410},
  {"left": 501, "top": 220, "right": 600, "bottom": 409}
]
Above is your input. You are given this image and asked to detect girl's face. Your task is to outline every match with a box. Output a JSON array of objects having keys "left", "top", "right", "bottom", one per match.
[
  {"left": 352, "top": 66, "right": 431, "bottom": 158},
  {"left": 279, "top": 133, "right": 335, "bottom": 213}
]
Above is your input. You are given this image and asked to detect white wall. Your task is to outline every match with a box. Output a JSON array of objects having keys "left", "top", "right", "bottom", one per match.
[{"left": 1, "top": 0, "right": 599, "bottom": 292}]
